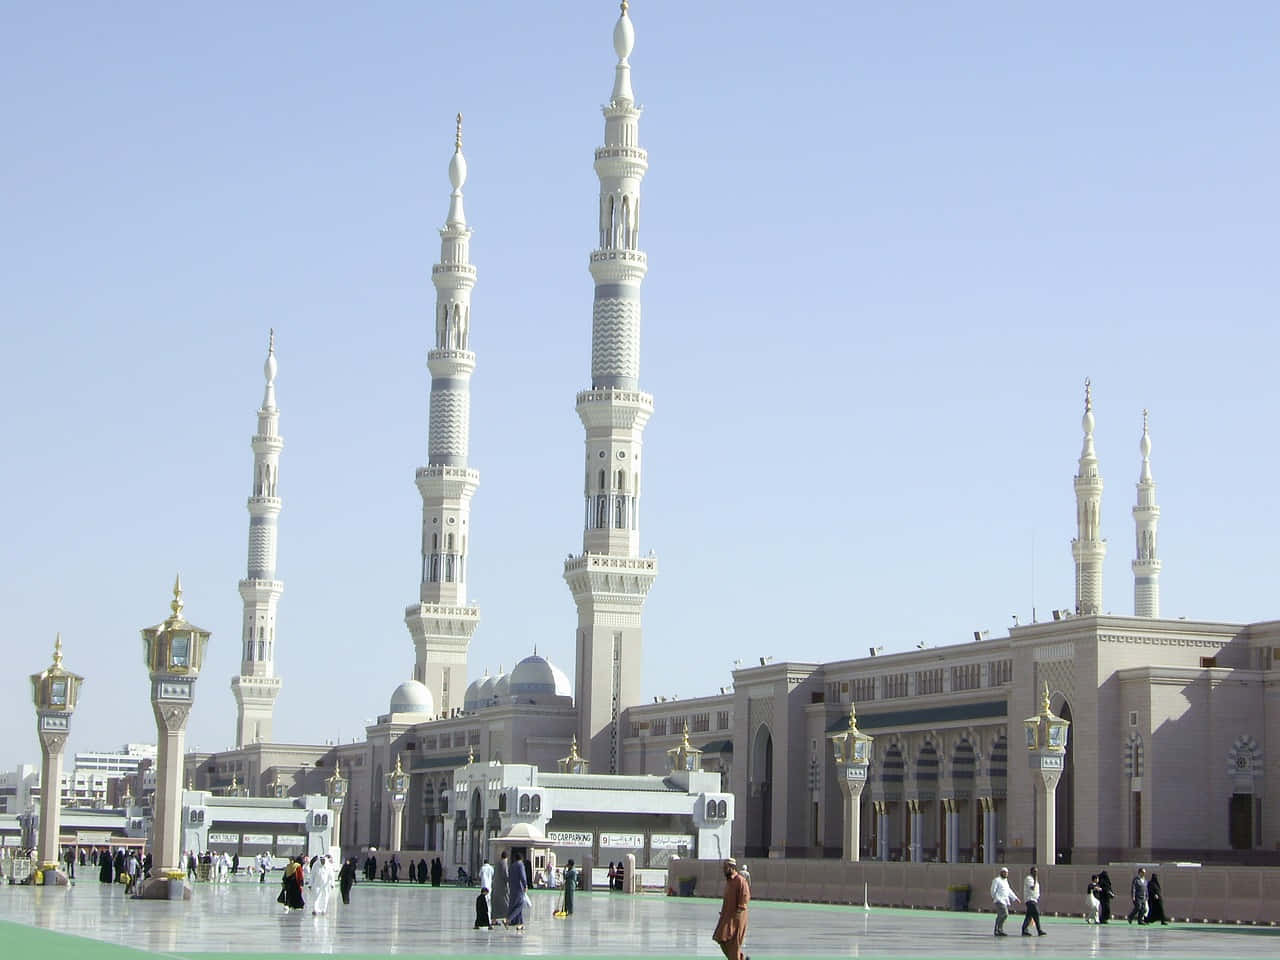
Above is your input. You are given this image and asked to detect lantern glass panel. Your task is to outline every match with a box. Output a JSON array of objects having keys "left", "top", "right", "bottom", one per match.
[
  {"left": 1048, "top": 722, "right": 1066, "bottom": 748},
  {"left": 171, "top": 635, "right": 190, "bottom": 668},
  {"left": 853, "top": 739, "right": 868, "bottom": 762},
  {"left": 50, "top": 679, "right": 67, "bottom": 707},
  {"left": 1024, "top": 722, "right": 1038, "bottom": 750}
]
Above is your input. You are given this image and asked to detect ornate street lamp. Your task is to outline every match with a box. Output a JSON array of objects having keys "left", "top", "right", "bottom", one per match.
[
  {"left": 666, "top": 724, "right": 703, "bottom": 774},
  {"left": 325, "top": 760, "right": 347, "bottom": 851},
  {"left": 31, "top": 635, "right": 83, "bottom": 884},
  {"left": 558, "top": 735, "right": 591, "bottom": 775},
  {"left": 269, "top": 770, "right": 290, "bottom": 799},
  {"left": 385, "top": 755, "right": 409, "bottom": 853},
  {"left": 1023, "top": 682, "right": 1070, "bottom": 865},
  {"left": 138, "top": 575, "right": 212, "bottom": 899},
  {"left": 226, "top": 773, "right": 248, "bottom": 798},
  {"left": 829, "top": 701, "right": 873, "bottom": 861}
]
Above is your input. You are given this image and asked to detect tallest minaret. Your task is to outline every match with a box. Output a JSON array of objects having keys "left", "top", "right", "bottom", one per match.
[
  {"left": 565, "top": 1, "right": 658, "bottom": 773},
  {"left": 231, "top": 332, "right": 284, "bottom": 747},
  {"left": 405, "top": 116, "right": 480, "bottom": 715}
]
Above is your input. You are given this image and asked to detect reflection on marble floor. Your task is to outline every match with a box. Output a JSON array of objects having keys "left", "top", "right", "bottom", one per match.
[{"left": 2, "top": 879, "right": 1278, "bottom": 957}]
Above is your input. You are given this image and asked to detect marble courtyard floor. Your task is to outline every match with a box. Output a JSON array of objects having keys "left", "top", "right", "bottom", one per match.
[{"left": 1, "top": 878, "right": 1277, "bottom": 959}]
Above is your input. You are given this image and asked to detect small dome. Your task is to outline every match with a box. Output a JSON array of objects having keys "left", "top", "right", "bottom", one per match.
[
  {"left": 492, "top": 672, "right": 511, "bottom": 700},
  {"left": 463, "top": 671, "right": 491, "bottom": 712},
  {"left": 510, "top": 654, "right": 573, "bottom": 699},
  {"left": 478, "top": 674, "right": 496, "bottom": 704},
  {"left": 389, "top": 680, "right": 434, "bottom": 716},
  {"left": 510, "top": 655, "right": 555, "bottom": 695}
]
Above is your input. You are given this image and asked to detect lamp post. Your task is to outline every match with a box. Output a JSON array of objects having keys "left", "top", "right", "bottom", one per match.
[
  {"left": 269, "top": 770, "right": 290, "bottom": 799},
  {"left": 1023, "top": 682, "right": 1070, "bottom": 866},
  {"left": 30, "top": 635, "right": 83, "bottom": 884},
  {"left": 666, "top": 724, "right": 704, "bottom": 775},
  {"left": 385, "top": 755, "right": 408, "bottom": 853},
  {"left": 138, "top": 575, "right": 212, "bottom": 899},
  {"left": 227, "top": 773, "right": 248, "bottom": 798},
  {"left": 558, "top": 735, "right": 591, "bottom": 775},
  {"left": 326, "top": 761, "right": 347, "bottom": 853},
  {"left": 829, "top": 701, "right": 873, "bottom": 862}
]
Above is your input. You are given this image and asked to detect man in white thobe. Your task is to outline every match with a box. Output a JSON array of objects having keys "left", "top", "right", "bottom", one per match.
[{"left": 312, "top": 856, "right": 333, "bottom": 915}]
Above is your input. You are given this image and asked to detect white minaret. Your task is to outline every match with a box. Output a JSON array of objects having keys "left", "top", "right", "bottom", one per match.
[
  {"left": 231, "top": 331, "right": 284, "bottom": 747},
  {"left": 1072, "top": 378, "right": 1106, "bottom": 615},
  {"left": 1132, "top": 410, "right": 1161, "bottom": 617},
  {"left": 405, "top": 115, "right": 480, "bottom": 715},
  {"left": 565, "top": 0, "right": 658, "bottom": 774}
]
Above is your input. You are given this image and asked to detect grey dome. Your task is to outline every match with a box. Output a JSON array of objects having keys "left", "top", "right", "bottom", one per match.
[
  {"left": 389, "top": 679, "right": 434, "bottom": 716},
  {"left": 510, "top": 654, "right": 572, "bottom": 698}
]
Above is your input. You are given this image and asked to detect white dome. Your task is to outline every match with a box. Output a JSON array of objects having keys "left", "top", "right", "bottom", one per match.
[
  {"left": 389, "top": 680, "right": 434, "bottom": 716},
  {"left": 492, "top": 672, "right": 511, "bottom": 700},
  {"left": 463, "top": 671, "right": 491, "bottom": 712},
  {"left": 478, "top": 674, "right": 496, "bottom": 703},
  {"left": 510, "top": 654, "right": 573, "bottom": 699}
]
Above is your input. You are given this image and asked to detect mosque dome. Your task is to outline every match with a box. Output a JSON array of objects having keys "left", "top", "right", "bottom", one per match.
[
  {"left": 478, "top": 674, "right": 496, "bottom": 704},
  {"left": 492, "top": 672, "right": 511, "bottom": 701},
  {"left": 463, "top": 676, "right": 484, "bottom": 712},
  {"left": 389, "top": 679, "right": 434, "bottom": 717},
  {"left": 510, "top": 654, "right": 573, "bottom": 699}
]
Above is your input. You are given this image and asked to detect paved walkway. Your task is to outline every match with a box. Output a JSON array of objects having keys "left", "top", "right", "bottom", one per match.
[{"left": 1, "top": 877, "right": 1277, "bottom": 958}]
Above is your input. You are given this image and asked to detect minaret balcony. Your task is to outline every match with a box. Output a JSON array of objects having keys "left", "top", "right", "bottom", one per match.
[
  {"left": 431, "top": 263, "right": 477, "bottom": 277},
  {"left": 563, "top": 553, "right": 657, "bottom": 575}
]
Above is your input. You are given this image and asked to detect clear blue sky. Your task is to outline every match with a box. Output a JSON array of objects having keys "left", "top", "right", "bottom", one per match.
[{"left": 2, "top": 1, "right": 1277, "bottom": 771}]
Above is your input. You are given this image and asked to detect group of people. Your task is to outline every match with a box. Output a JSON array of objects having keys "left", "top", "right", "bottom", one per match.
[
  {"left": 185, "top": 850, "right": 238, "bottom": 882},
  {"left": 992, "top": 865, "right": 1171, "bottom": 935},
  {"left": 1085, "top": 867, "right": 1169, "bottom": 925},
  {"left": 276, "top": 854, "right": 360, "bottom": 914},
  {"left": 473, "top": 850, "right": 577, "bottom": 931},
  {"left": 96, "top": 846, "right": 149, "bottom": 892}
]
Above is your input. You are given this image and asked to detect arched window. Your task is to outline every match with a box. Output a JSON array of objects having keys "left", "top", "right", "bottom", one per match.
[
  {"left": 706, "top": 800, "right": 716, "bottom": 819},
  {"left": 519, "top": 794, "right": 530, "bottom": 814},
  {"left": 615, "top": 496, "right": 625, "bottom": 528},
  {"left": 531, "top": 795, "right": 542, "bottom": 813},
  {"left": 717, "top": 800, "right": 727, "bottom": 818},
  {"left": 617, "top": 469, "right": 626, "bottom": 490},
  {"left": 432, "top": 533, "right": 439, "bottom": 551},
  {"left": 599, "top": 469, "right": 606, "bottom": 490},
  {"left": 596, "top": 495, "right": 607, "bottom": 528},
  {"left": 446, "top": 533, "right": 455, "bottom": 552}
]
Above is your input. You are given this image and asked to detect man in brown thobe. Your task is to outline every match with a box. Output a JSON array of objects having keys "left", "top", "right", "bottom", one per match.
[{"left": 713, "top": 858, "right": 750, "bottom": 960}]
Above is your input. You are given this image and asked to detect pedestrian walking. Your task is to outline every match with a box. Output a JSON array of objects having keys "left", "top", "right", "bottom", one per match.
[
  {"left": 1127, "top": 867, "right": 1148, "bottom": 924},
  {"left": 475, "top": 887, "right": 492, "bottom": 929},
  {"left": 1146, "top": 872, "right": 1169, "bottom": 924},
  {"left": 339, "top": 857, "right": 357, "bottom": 905},
  {"left": 311, "top": 855, "right": 333, "bottom": 914},
  {"left": 1084, "top": 874, "right": 1101, "bottom": 923},
  {"left": 507, "top": 851, "right": 528, "bottom": 931},
  {"left": 1021, "top": 866, "right": 1046, "bottom": 936},
  {"left": 989, "top": 866, "right": 1019, "bottom": 936},
  {"left": 1097, "top": 871, "right": 1115, "bottom": 923},
  {"left": 712, "top": 858, "right": 750, "bottom": 960},
  {"left": 491, "top": 852, "right": 510, "bottom": 925}
]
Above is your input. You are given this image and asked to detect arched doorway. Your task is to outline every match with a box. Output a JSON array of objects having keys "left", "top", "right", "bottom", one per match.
[
  {"left": 747, "top": 725, "right": 773, "bottom": 857},
  {"left": 1054, "top": 700, "right": 1075, "bottom": 863}
]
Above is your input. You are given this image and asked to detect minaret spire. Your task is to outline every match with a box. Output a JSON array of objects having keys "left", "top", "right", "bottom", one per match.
[
  {"left": 566, "top": 2, "right": 658, "bottom": 774},
  {"left": 231, "top": 332, "right": 285, "bottom": 747},
  {"left": 1132, "top": 410, "right": 1161, "bottom": 616},
  {"left": 405, "top": 116, "right": 481, "bottom": 714},
  {"left": 1071, "top": 378, "right": 1106, "bottom": 615}
]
